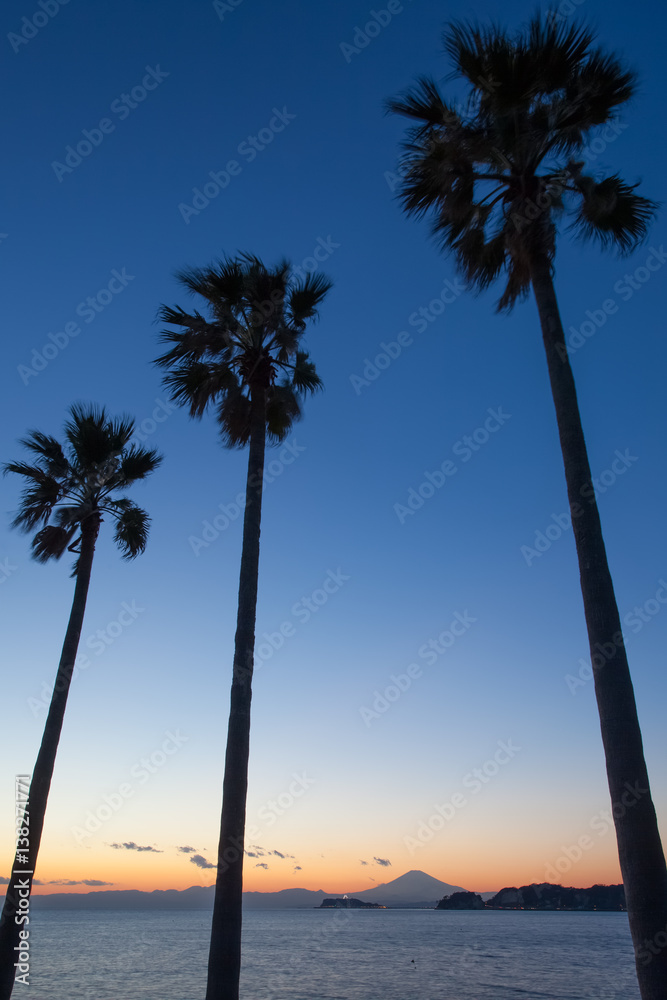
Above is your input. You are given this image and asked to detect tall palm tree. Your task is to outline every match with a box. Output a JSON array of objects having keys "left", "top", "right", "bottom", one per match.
[
  {"left": 0, "top": 404, "right": 161, "bottom": 999},
  {"left": 154, "top": 252, "right": 331, "bottom": 1000},
  {"left": 388, "top": 16, "right": 667, "bottom": 998}
]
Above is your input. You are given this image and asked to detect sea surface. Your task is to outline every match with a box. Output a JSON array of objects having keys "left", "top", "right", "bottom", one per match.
[{"left": 20, "top": 908, "right": 639, "bottom": 1000}]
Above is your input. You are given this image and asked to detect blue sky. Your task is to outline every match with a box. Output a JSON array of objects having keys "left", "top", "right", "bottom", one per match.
[{"left": 1, "top": 0, "right": 666, "bottom": 894}]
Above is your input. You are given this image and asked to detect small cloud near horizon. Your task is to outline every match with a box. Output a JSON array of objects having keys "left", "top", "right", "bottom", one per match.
[
  {"left": 360, "top": 860, "right": 368, "bottom": 866},
  {"left": 46, "top": 879, "right": 113, "bottom": 886},
  {"left": 110, "top": 842, "right": 162, "bottom": 853},
  {"left": 0, "top": 877, "right": 9, "bottom": 884},
  {"left": 374, "top": 857, "right": 391, "bottom": 867},
  {"left": 176, "top": 846, "right": 196, "bottom": 854},
  {"left": 293, "top": 866, "right": 302, "bottom": 873},
  {"left": 190, "top": 855, "right": 215, "bottom": 870},
  {"left": 255, "top": 863, "right": 269, "bottom": 870}
]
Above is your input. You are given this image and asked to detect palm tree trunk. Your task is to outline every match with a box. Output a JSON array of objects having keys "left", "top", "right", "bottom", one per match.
[
  {"left": 205, "top": 389, "right": 267, "bottom": 1000},
  {"left": 529, "top": 251, "right": 667, "bottom": 999},
  {"left": 0, "top": 514, "right": 100, "bottom": 1000}
]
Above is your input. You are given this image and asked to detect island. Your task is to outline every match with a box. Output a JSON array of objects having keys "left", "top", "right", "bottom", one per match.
[
  {"left": 436, "top": 891, "right": 485, "bottom": 910},
  {"left": 318, "top": 897, "right": 385, "bottom": 909},
  {"left": 436, "top": 883, "right": 626, "bottom": 911}
]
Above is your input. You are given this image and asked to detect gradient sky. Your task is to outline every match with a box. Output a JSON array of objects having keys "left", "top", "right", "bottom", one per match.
[{"left": 1, "top": 0, "right": 666, "bottom": 898}]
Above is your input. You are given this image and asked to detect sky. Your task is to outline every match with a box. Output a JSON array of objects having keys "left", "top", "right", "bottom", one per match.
[{"left": 1, "top": 0, "right": 666, "bottom": 899}]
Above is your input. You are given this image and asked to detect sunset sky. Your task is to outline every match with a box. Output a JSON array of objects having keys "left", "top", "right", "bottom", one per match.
[{"left": 2, "top": 0, "right": 666, "bottom": 899}]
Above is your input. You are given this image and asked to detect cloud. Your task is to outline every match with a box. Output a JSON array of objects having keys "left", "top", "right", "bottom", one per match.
[
  {"left": 190, "top": 855, "right": 215, "bottom": 870},
  {"left": 176, "top": 846, "right": 196, "bottom": 854},
  {"left": 246, "top": 852, "right": 259, "bottom": 858},
  {"left": 0, "top": 877, "right": 9, "bottom": 884},
  {"left": 271, "top": 850, "right": 285, "bottom": 859},
  {"left": 255, "top": 863, "right": 269, "bottom": 870},
  {"left": 45, "top": 879, "right": 114, "bottom": 886},
  {"left": 360, "top": 860, "right": 368, "bottom": 866},
  {"left": 374, "top": 857, "right": 391, "bottom": 867},
  {"left": 293, "top": 866, "right": 302, "bottom": 873},
  {"left": 110, "top": 842, "right": 162, "bottom": 853}
]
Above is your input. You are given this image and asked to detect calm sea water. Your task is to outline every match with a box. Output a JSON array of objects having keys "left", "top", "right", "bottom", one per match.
[{"left": 20, "top": 908, "right": 639, "bottom": 1000}]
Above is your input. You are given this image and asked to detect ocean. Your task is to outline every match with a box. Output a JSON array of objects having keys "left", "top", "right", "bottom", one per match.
[{"left": 19, "top": 908, "right": 639, "bottom": 999}]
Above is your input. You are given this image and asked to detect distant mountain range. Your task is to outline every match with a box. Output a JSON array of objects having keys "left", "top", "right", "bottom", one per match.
[{"left": 24, "top": 870, "right": 468, "bottom": 911}]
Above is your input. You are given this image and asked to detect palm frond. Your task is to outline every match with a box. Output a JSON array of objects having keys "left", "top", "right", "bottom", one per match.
[
  {"left": 217, "top": 388, "right": 252, "bottom": 448},
  {"left": 5, "top": 405, "right": 160, "bottom": 567},
  {"left": 162, "top": 361, "right": 239, "bottom": 418},
  {"left": 8, "top": 475, "right": 63, "bottom": 531},
  {"left": 291, "top": 351, "right": 323, "bottom": 394},
  {"left": 113, "top": 446, "right": 163, "bottom": 486},
  {"left": 113, "top": 503, "right": 150, "bottom": 559},
  {"left": 570, "top": 173, "right": 657, "bottom": 253},
  {"left": 385, "top": 76, "right": 462, "bottom": 132},
  {"left": 289, "top": 273, "right": 334, "bottom": 326},
  {"left": 17, "top": 432, "right": 69, "bottom": 478},
  {"left": 387, "top": 12, "right": 654, "bottom": 312},
  {"left": 31, "top": 524, "right": 79, "bottom": 563},
  {"left": 64, "top": 403, "right": 133, "bottom": 469},
  {"left": 266, "top": 383, "right": 302, "bottom": 443}
]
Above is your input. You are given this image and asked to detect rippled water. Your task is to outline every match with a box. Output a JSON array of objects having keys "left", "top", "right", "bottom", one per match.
[{"left": 22, "top": 908, "right": 639, "bottom": 999}]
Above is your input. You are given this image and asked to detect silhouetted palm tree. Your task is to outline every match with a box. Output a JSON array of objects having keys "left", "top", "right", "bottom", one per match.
[
  {"left": 388, "top": 16, "right": 666, "bottom": 997},
  {"left": 155, "top": 252, "right": 330, "bottom": 1000},
  {"left": 0, "top": 404, "right": 161, "bottom": 999}
]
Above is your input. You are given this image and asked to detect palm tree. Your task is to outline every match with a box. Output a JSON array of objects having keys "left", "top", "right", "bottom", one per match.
[
  {"left": 0, "top": 404, "right": 161, "bottom": 1000},
  {"left": 154, "top": 252, "right": 331, "bottom": 1000},
  {"left": 388, "top": 16, "right": 667, "bottom": 998}
]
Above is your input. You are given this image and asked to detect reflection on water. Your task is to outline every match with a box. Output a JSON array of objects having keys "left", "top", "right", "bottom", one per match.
[{"left": 26, "top": 907, "right": 639, "bottom": 1000}]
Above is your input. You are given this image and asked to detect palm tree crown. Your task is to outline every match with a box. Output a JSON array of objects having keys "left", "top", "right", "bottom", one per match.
[
  {"left": 387, "top": 15, "right": 657, "bottom": 309},
  {"left": 5, "top": 403, "right": 161, "bottom": 567},
  {"left": 154, "top": 252, "right": 330, "bottom": 441}
]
